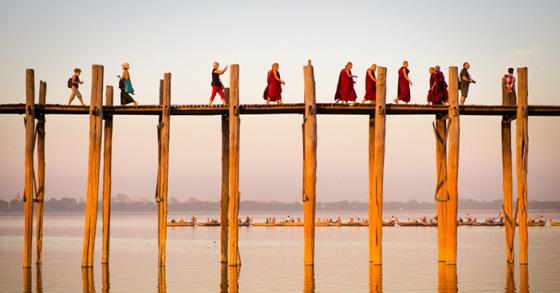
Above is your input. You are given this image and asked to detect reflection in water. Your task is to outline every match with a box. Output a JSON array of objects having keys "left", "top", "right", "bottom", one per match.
[
  {"left": 369, "top": 264, "right": 382, "bottom": 293},
  {"left": 438, "top": 263, "right": 457, "bottom": 293},
  {"left": 227, "top": 265, "right": 240, "bottom": 293},
  {"left": 304, "top": 265, "right": 315, "bottom": 293},
  {"left": 220, "top": 264, "right": 228, "bottom": 293},
  {"left": 505, "top": 264, "right": 515, "bottom": 292},
  {"left": 81, "top": 268, "right": 95, "bottom": 293},
  {"left": 23, "top": 268, "right": 31, "bottom": 293},
  {"left": 102, "top": 264, "right": 110, "bottom": 293},
  {"left": 158, "top": 266, "right": 166, "bottom": 293},
  {"left": 36, "top": 264, "right": 43, "bottom": 293},
  {"left": 520, "top": 265, "right": 529, "bottom": 293}
]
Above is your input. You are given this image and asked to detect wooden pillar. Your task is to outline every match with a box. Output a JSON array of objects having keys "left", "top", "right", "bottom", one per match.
[
  {"left": 82, "top": 64, "right": 104, "bottom": 267},
  {"left": 435, "top": 115, "right": 448, "bottom": 262},
  {"left": 102, "top": 264, "right": 110, "bottom": 293},
  {"left": 369, "top": 262, "right": 382, "bottom": 293},
  {"left": 369, "top": 66, "right": 386, "bottom": 264},
  {"left": 304, "top": 265, "right": 315, "bottom": 293},
  {"left": 102, "top": 86, "right": 114, "bottom": 264},
  {"left": 158, "top": 266, "right": 167, "bottom": 293},
  {"left": 35, "top": 81, "right": 47, "bottom": 265},
  {"left": 501, "top": 77, "right": 515, "bottom": 264},
  {"left": 23, "top": 69, "right": 36, "bottom": 268},
  {"left": 23, "top": 268, "right": 32, "bottom": 293},
  {"left": 516, "top": 67, "right": 529, "bottom": 265},
  {"left": 220, "top": 263, "right": 228, "bottom": 293},
  {"left": 302, "top": 60, "right": 317, "bottom": 266},
  {"left": 505, "top": 263, "right": 515, "bottom": 292},
  {"left": 438, "top": 263, "right": 457, "bottom": 293},
  {"left": 445, "top": 66, "right": 460, "bottom": 265},
  {"left": 36, "top": 264, "right": 43, "bottom": 293},
  {"left": 227, "top": 65, "right": 241, "bottom": 266},
  {"left": 81, "top": 268, "right": 95, "bottom": 293},
  {"left": 158, "top": 73, "right": 172, "bottom": 267},
  {"left": 221, "top": 88, "right": 230, "bottom": 264},
  {"left": 519, "top": 263, "right": 529, "bottom": 293}
]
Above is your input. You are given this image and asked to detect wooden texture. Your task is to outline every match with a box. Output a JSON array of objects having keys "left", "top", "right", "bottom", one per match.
[
  {"left": 228, "top": 65, "right": 241, "bottom": 266},
  {"left": 438, "top": 263, "right": 458, "bottom": 292},
  {"left": 220, "top": 88, "right": 230, "bottom": 263},
  {"left": 82, "top": 65, "right": 104, "bottom": 267},
  {"left": 102, "top": 264, "right": 110, "bottom": 293},
  {"left": 435, "top": 115, "right": 448, "bottom": 262},
  {"left": 23, "top": 69, "right": 35, "bottom": 268},
  {"left": 81, "top": 268, "right": 95, "bottom": 293},
  {"left": 369, "top": 264, "right": 382, "bottom": 293},
  {"left": 520, "top": 264, "right": 529, "bottom": 293},
  {"left": 501, "top": 78, "right": 515, "bottom": 264},
  {"left": 516, "top": 67, "right": 529, "bottom": 265},
  {"left": 158, "top": 266, "right": 166, "bottom": 293},
  {"left": 35, "top": 80, "right": 47, "bottom": 265},
  {"left": 370, "top": 66, "right": 387, "bottom": 264},
  {"left": 101, "top": 86, "right": 114, "bottom": 264},
  {"left": 304, "top": 265, "right": 315, "bottom": 293},
  {"left": 158, "top": 73, "right": 172, "bottom": 266},
  {"left": 302, "top": 61, "right": 317, "bottom": 266},
  {"left": 445, "top": 66, "right": 460, "bottom": 265}
]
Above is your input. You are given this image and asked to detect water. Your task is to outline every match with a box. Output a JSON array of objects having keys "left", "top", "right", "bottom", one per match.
[{"left": 1, "top": 211, "right": 559, "bottom": 292}]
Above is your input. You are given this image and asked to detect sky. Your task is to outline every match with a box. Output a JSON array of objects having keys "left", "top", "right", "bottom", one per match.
[{"left": 1, "top": 0, "right": 559, "bottom": 203}]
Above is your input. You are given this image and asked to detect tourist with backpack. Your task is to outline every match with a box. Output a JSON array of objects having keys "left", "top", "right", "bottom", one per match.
[
  {"left": 459, "top": 62, "right": 476, "bottom": 105},
  {"left": 67, "top": 68, "right": 86, "bottom": 106},
  {"left": 118, "top": 63, "right": 138, "bottom": 106}
]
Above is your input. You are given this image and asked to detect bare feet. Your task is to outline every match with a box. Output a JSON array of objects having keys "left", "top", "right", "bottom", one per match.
[
  {"left": 133, "top": 101, "right": 138, "bottom": 106},
  {"left": 393, "top": 98, "right": 399, "bottom": 104}
]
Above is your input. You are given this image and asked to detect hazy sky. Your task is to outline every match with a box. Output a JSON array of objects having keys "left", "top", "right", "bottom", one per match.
[{"left": 1, "top": 0, "right": 559, "bottom": 203}]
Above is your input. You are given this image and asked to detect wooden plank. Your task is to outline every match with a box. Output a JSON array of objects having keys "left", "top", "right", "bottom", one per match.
[
  {"left": 35, "top": 80, "right": 47, "bottom": 265},
  {"left": 220, "top": 88, "right": 230, "bottom": 264},
  {"left": 23, "top": 69, "right": 35, "bottom": 268},
  {"left": 158, "top": 73, "right": 172, "bottom": 267},
  {"left": 101, "top": 86, "right": 114, "bottom": 264},
  {"left": 516, "top": 67, "right": 529, "bottom": 265},
  {"left": 81, "top": 65, "right": 104, "bottom": 267},
  {"left": 501, "top": 78, "right": 515, "bottom": 264},
  {"left": 445, "top": 66, "right": 460, "bottom": 265},
  {"left": 227, "top": 65, "right": 241, "bottom": 266},
  {"left": 302, "top": 61, "right": 317, "bottom": 266},
  {"left": 370, "top": 66, "right": 387, "bottom": 264},
  {"left": 435, "top": 114, "right": 448, "bottom": 262}
]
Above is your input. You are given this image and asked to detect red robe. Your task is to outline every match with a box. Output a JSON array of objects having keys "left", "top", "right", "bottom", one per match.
[
  {"left": 428, "top": 73, "right": 437, "bottom": 103},
  {"left": 437, "top": 70, "right": 448, "bottom": 103},
  {"left": 397, "top": 67, "right": 411, "bottom": 102},
  {"left": 263, "top": 70, "right": 282, "bottom": 101},
  {"left": 334, "top": 69, "right": 357, "bottom": 101},
  {"left": 364, "top": 69, "right": 376, "bottom": 102}
]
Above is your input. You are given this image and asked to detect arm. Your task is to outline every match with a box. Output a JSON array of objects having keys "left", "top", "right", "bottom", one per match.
[
  {"left": 403, "top": 68, "right": 412, "bottom": 85},
  {"left": 216, "top": 65, "right": 229, "bottom": 75},
  {"left": 367, "top": 70, "right": 376, "bottom": 82},
  {"left": 345, "top": 69, "right": 352, "bottom": 78},
  {"left": 273, "top": 71, "right": 285, "bottom": 84}
]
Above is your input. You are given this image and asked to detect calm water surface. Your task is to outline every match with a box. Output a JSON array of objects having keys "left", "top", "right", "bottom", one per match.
[{"left": 1, "top": 211, "right": 559, "bottom": 292}]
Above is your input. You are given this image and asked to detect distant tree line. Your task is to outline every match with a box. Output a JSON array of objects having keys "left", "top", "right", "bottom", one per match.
[{"left": 1, "top": 195, "right": 559, "bottom": 213}]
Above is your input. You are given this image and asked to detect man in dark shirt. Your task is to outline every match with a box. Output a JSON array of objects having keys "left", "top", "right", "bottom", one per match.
[{"left": 459, "top": 62, "right": 475, "bottom": 105}]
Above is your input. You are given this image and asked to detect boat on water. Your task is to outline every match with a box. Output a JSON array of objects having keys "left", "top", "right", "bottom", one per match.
[
  {"left": 551, "top": 220, "right": 560, "bottom": 227},
  {"left": 275, "top": 222, "right": 304, "bottom": 227},
  {"left": 252, "top": 222, "right": 276, "bottom": 227},
  {"left": 167, "top": 221, "right": 195, "bottom": 227},
  {"left": 478, "top": 221, "right": 504, "bottom": 227},
  {"left": 196, "top": 221, "right": 220, "bottom": 227},
  {"left": 397, "top": 220, "right": 437, "bottom": 227}
]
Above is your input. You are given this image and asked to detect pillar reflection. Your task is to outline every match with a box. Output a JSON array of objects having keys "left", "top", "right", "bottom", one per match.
[
  {"left": 102, "top": 264, "right": 110, "bottom": 293},
  {"left": 36, "top": 264, "right": 43, "bottom": 293},
  {"left": 228, "top": 265, "right": 240, "bottom": 293},
  {"left": 369, "top": 264, "right": 382, "bottom": 293},
  {"left": 81, "top": 267, "right": 95, "bottom": 293},
  {"left": 505, "top": 263, "right": 515, "bottom": 293},
  {"left": 158, "top": 266, "right": 167, "bottom": 293},
  {"left": 304, "top": 265, "right": 315, "bottom": 293},
  {"left": 438, "top": 263, "right": 457, "bottom": 293},
  {"left": 23, "top": 267, "right": 32, "bottom": 293},
  {"left": 519, "top": 265, "right": 529, "bottom": 293}
]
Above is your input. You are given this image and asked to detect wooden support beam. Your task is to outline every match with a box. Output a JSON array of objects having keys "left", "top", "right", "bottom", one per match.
[
  {"left": 158, "top": 73, "right": 172, "bottom": 266},
  {"left": 302, "top": 61, "right": 317, "bottom": 266},
  {"left": 435, "top": 114, "right": 448, "bottom": 262},
  {"left": 102, "top": 86, "right": 114, "bottom": 264},
  {"left": 36, "top": 263, "right": 43, "bottom": 292},
  {"left": 304, "top": 265, "right": 315, "bottom": 293},
  {"left": 516, "top": 67, "right": 529, "bottom": 265},
  {"left": 81, "top": 268, "right": 95, "bottom": 293},
  {"left": 438, "top": 263, "right": 457, "bottom": 292},
  {"left": 505, "top": 263, "right": 515, "bottom": 292},
  {"left": 445, "top": 66, "right": 460, "bottom": 265},
  {"left": 81, "top": 65, "right": 105, "bottom": 267},
  {"left": 23, "top": 268, "right": 32, "bottom": 292},
  {"left": 158, "top": 266, "right": 166, "bottom": 293},
  {"left": 520, "top": 263, "right": 529, "bottom": 293},
  {"left": 220, "top": 88, "right": 230, "bottom": 264},
  {"left": 501, "top": 78, "right": 515, "bottom": 264},
  {"left": 370, "top": 66, "right": 387, "bottom": 264},
  {"left": 35, "top": 80, "right": 47, "bottom": 265},
  {"left": 228, "top": 265, "right": 240, "bottom": 293},
  {"left": 227, "top": 65, "right": 241, "bottom": 266},
  {"left": 102, "top": 264, "right": 110, "bottom": 293},
  {"left": 23, "top": 69, "right": 36, "bottom": 268},
  {"left": 369, "top": 263, "right": 382, "bottom": 293}
]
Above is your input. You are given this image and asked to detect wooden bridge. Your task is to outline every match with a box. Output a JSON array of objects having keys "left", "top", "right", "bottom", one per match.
[{"left": 2, "top": 61, "right": 558, "bottom": 272}]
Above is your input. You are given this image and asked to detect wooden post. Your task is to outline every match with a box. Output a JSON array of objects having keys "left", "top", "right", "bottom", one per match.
[
  {"left": 81, "top": 268, "right": 95, "bottom": 293},
  {"left": 102, "top": 264, "right": 110, "bottom": 293},
  {"left": 227, "top": 65, "right": 241, "bottom": 266},
  {"left": 369, "top": 263, "right": 382, "bottom": 293},
  {"left": 36, "top": 264, "right": 43, "bottom": 293},
  {"left": 501, "top": 77, "right": 515, "bottom": 264},
  {"left": 155, "top": 79, "right": 163, "bottom": 265},
  {"left": 101, "top": 86, "right": 114, "bottom": 264},
  {"left": 221, "top": 88, "right": 230, "bottom": 264},
  {"left": 505, "top": 263, "right": 515, "bottom": 292},
  {"left": 23, "top": 268, "right": 32, "bottom": 293},
  {"left": 158, "top": 266, "right": 167, "bottom": 293},
  {"left": 438, "top": 263, "right": 457, "bottom": 292},
  {"left": 445, "top": 66, "right": 460, "bottom": 265},
  {"left": 370, "top": 66, "right": 386, "bottom": 264},
  {"left": 220, "top": 263, "right": 228, "bottom": 292},
  {"left": 520, "top": 263, "right": 529, "bottom": 293},
  {"left": 516, "top": 67, "right": 529, "bottom": 265},
  {"left": 302, "top": 60, "right": 317, "bottom": 266},
  {"left": 158, "top": 73, "right": 172, "bottom": 267},
  {"left": 435, "top": 115, "right": 448, "bottom": 262},
  {"left": 228, "top": 265, "right": 240, "bottom": 293},
  {"left": 35, "top": 81, "right": 47, "bottom": 265},
  {"left": 23, "top": 69, "right": 36, "bottom": 268},
  {"left": 82, "top": 65, "right": 104, "bottom": 267},
  {"left": 304, "top": 265, "right": 315, "bottom": 293}
]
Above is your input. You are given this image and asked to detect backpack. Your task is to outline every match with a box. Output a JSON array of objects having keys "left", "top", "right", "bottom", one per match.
[
  {"left": 118, "top": 78, "right": 125, "bottom": 90},
  {"left": 67, "top": 77, "right": 73, "bottom": 88}
]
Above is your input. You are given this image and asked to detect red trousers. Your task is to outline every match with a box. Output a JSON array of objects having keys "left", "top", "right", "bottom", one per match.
[{"left": 210, "top": 86, "right": 225, "bottom": 102}]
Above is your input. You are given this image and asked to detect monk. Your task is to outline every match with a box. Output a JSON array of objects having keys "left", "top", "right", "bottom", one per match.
[
  {"left": 334, "top": 62, "right": 358, "bottom": 103},
  {"left": 363, "top": 64, "right": 377, "bottom": 103},
  {"left": 435, "top": 66, "right": 448, "bottom": 104},
  {"left": 263, "top": 63, "right": 285, "bottom": 104},
  {"left": 428, "top": 67, "right": 436, "bottom": 105},
  {"left": 394, "top": 60, "right": 412, "bottom": 104}
]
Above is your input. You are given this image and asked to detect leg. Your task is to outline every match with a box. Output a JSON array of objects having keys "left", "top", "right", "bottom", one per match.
[
  {"left": 266, "top": 97, "right": 270, "bottom": 105},
  {"left": 460, "top": 96, "right": 466, "bottom": 105},
  {"left": 68, "top": 88, "right": 77, "bottom": 105},
  {"left": 217, "top": 87, "right": 226, "bottom": 104},
  {"left": 209, "top": 86, "right": 218, "bottom": 106},
  {"left": 76, "top": 90, "right": 85, "bottom": 106}
]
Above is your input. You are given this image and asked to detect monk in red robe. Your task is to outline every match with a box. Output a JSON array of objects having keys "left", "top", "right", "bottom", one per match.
[
  {"left": 394, "top": 60, "right": 412, "bottom": 104},
  {"left": 263, "top": 63, "right": 285, "bottom": 104},
  {"left": 334, "top": 62, "right": 358, "bottom": 103},
  {"left": 363, "top": 64, "right": 377, "bottom": 103},
  {"left": 435, "top": 66, "right": 448, "bottom": 104},
  {"left": 428, "top": 67, "right": 436, "bottom": 104}
]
